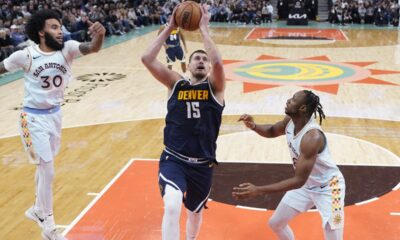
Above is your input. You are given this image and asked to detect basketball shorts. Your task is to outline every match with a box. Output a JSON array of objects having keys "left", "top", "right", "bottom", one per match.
[
  {"left": 19, "top": 106, "right": 62, "bottom": 164},
  {"left": 158, "top": 150, "right": 214, "bottom": 213},
  {"left": 281, "top": 175, "right": 346, "bottom": 230},
  {"left": 166, "top": 46, "right": 185, "bottom": 64}
]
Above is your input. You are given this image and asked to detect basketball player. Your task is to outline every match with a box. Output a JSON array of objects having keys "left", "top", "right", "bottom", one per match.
[
  {"left": 233, "top": 90, "right": 346, "bottom": 240},
  {"left": 158, "top": 16, "right": 188, "bottom": 73},
  {"left": 0, "top": 10, "right": 105, "bottom": 240},
  {"left": 142, "top": 4, "right": 225, "bottom": 240}
]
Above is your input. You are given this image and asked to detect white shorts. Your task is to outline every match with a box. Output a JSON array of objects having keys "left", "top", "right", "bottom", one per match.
[
  {"left": 281, "top": 175, "right": 346, "bottom": 230},
  {"left": 19, "top": 106, "right": 62, "bottom": 164}
]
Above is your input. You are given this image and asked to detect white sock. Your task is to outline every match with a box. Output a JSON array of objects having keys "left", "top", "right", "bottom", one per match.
[
  {"left": 323, "top": 223, "right": 343, "bottom": 240},
  {"left": 34, "top": 168, "right": 41, "bottom": 213},
  {"left": 37, "top": 159, "right": 55, "bottom": 218},
  {"left": 162, "top": 185, "right": 183, "bottom": 240},
  {"left": 269, "top": 203, "right": 299, "bottom": 240},
  {"left": 186, "top": 209, "right": 203, "bottom": 240}
]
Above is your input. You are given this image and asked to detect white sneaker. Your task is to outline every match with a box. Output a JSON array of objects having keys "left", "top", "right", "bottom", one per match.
[
  {"left": 25, "top": 206, "right": 44, "bottom": 229},
  {"left": 41, "top": 228, "right": 67, "bottom": 240}
]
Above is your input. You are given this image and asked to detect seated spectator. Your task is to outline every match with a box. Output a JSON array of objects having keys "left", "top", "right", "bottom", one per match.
[
  {"left": 75, "top": 13, "right": 91, "bottom": 41},
  {"left": 10, "top": 25, "right": 26, "bottom": 49},
  {"left": 0, "top": 29, "right": 15, "bottom": 60},
  {"left": 128, "top": 8, "right": 142, "bottom": 29},
  {"left": 358, "top": 3, "right": 367, "bottom": 23}
]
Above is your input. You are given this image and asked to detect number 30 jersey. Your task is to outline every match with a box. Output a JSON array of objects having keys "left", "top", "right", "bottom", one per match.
[
  {"left": 4, "top": 41, "right": 81, "bottom": 109},
  {"left": 164, "top": 78, "right": 224, "bottom": 160}
]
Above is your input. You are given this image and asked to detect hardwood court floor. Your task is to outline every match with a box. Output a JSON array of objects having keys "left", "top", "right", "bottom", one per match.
[{"left": 0, "top": 23, "right": 399, "bottom": 239}]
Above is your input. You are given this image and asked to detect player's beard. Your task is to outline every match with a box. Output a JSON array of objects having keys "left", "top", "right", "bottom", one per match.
[
  {"left": 44, "top": 32, "right": 64, "bottom": 51},
  {"left": 193, "top": 72, "right": 206, "bottom": 80}
]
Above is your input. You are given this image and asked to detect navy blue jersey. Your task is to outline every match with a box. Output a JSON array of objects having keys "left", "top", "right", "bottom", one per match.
[
  {"left": 164, "top": 78, "right": 224, "bottom": 160},
  {"left": 165, "top": 28, "right": 181, "bottom": 47}
]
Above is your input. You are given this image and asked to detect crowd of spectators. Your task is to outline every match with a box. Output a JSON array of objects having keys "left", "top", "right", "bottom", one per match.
[
  {"left": 0, "top": 0, "right": 399, "bottom": 62},
  {"left": 328, "top": 0, "right": 400, "bottom": 25},
  {"left": 0, "top": 0, "right": 183, "bottom": 61}
]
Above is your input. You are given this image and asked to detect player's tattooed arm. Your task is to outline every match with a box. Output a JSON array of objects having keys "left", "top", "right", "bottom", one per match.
[
  {"left": 79, "top": 21, "right": 105, "bottom": 55},
  {"left": 79, "top": 42, "right": 92, "bottom": 55},
  {"left": 0, "top": 62, "right": 8, "bottom": 75}
]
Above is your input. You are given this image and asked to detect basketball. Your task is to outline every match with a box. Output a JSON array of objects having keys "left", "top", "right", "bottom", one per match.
[{"left": 174, "top": 1, "right": 202, "bottom": 31}]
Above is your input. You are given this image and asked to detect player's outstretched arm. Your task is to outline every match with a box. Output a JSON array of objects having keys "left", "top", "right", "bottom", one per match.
[
  {"left": 141, "top": 8, "right": 182, "bottom": 90},
  {"left": 198, "top": 4, "right": 225, "bottom": 95},
  {"left": 238, "top": 114, "right": 290, "bottom": 138},
  {"left": 79, "top": 21, "right": 106, "bottom": 55},
  {"left": 232, "top": 129, "right": 322, "bottom": 199}
]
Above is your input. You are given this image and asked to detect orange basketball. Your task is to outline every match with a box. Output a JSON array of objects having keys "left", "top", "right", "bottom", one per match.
[{"left": 174, "top": 1, "right": 202, "bottom": 31}]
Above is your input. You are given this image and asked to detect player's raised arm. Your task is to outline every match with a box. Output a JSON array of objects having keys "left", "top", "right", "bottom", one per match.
[
  {"left": 141, "top": 8, "right": 182, "bottom": 90},
  {"left": 78, "top": 20, "right": 106, "bottom": 55},
  {"left": 198, "top": 4, "right": 225, "bottom": 96}
]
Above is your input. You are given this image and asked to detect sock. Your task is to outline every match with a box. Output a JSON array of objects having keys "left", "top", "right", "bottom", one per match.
[{"left": 186, "top": 209, "right": 203, "bottom": 240}]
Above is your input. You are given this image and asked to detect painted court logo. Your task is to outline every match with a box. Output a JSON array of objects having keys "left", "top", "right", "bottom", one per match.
[
  {"left": 12, "top": 72, "right": 127, "bottom": 110},
  {"left": 224, "top": 55, "right": 399, "bottom": 94}
]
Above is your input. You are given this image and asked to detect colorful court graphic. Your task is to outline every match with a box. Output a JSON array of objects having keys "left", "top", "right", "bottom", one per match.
[{"left": 224, "top": 55, "right": 400, "bottom": 94}]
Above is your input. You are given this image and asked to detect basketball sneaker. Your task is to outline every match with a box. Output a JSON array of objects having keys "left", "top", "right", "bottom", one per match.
[
  {"left": 41, "top": 215, "right": 67, "bottom": 240},
  {"left": 41, "top": 228, "right": 67, "bottom": 240},
  {"left": 25, "top": 206, "right": 44, "bottom": 228}
]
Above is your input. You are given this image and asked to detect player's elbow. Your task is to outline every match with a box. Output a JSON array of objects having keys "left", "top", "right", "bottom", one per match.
[
  {"left": 212, "top": 59, "right": 224, "bottom": 70},
  {"left": 292, "top": 176, "right": 307, "bottom": 189},
  {"left": 91, "top": 47, "right": 100, "bottom": 53},
  {"left": 141, "top": 54, "right": 151, "bottom": 66}
]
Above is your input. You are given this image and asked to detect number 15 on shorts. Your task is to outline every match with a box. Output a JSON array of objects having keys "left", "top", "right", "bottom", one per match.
[{"left": 186, "top": 102, "right": 200, "bottom": 119}]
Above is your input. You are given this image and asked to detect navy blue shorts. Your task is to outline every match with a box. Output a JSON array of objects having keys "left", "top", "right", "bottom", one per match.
[
  {"left": 158, "top": 150, "right": 214, "bottom": 212},
  {"left": 166, "top": 46, "right": 185, "bottom": 63}
]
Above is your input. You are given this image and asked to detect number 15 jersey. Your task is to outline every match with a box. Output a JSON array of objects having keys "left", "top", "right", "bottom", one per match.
[
  {"left": 4, "top": 41, "right": 81, "bottom": 109},
  {"left": 164, "top": 78, "right": 224, "bottom": 160}
]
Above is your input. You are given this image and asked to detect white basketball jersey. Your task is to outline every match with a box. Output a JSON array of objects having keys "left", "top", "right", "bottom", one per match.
[
  {"left": 285, "top": 117, "right": 342, "bottom": 188},
  {"left": 4, "top": 41, "right": 81, "bottom": 109}
]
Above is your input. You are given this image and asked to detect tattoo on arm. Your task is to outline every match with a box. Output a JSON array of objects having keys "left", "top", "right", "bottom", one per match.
[
  {"left": 79, "top": 43, "right": 92, "bottom": 55},
  {"left": 0, "top": 62, "right": 8, "bottom": 75}
]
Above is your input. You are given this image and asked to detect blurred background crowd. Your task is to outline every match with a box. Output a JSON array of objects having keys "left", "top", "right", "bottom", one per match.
[{"left": 0, "top": 0, "right": 398, "bottom": 61}]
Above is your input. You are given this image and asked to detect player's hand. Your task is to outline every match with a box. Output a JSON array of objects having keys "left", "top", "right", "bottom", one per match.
[
  {"left": 169, "top": 5, "right": 179, "bottom": 29},
  {"left": 238, "top": 114, "right": 256, "bottom": 130},
  {"left": 232, "top": 183, "right": 260, "bottom": 199},
  {"left": 199, "top": 4, "right": 210, "bottom": 30},
  {"left": 88, "top": 21, "right": 105, "bottom": 39}
]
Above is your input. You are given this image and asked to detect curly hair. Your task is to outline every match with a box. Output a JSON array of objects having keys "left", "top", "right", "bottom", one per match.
[
  {"left": 303, "top": 90, "right": 326, "bottom": 124},
  {"left": 25, "top": 10, "right": 61, "bottom": 44}
]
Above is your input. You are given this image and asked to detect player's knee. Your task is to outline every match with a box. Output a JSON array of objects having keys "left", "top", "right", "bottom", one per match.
[
  {"left": 39, "top": 159, "right": 55, "bottom": 181},
  {"left": 163, "top": 186, "right": 182, "bottom": 218},
  {"left": 164, "top": 200, "right": 181, "bottom": 220},
  {"left": 268, "top": 216, "right": 284, "bottom": 231},
  {"left": 187, "top": 209, "right": 202, "bottom": 221}
]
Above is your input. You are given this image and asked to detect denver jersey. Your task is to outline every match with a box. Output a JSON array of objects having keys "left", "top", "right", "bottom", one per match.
[
  {"left": 4, "top": 41, "right": 81, "bottom": 109},
  {"left": 164, "top": 78, "right": 224, "bottom": 160},
  {"left": 165, "top": 27, "right": 181, "bottom": 47},
  {"left": 285, "top": 117, "right": 343, "bottom": 188}
]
